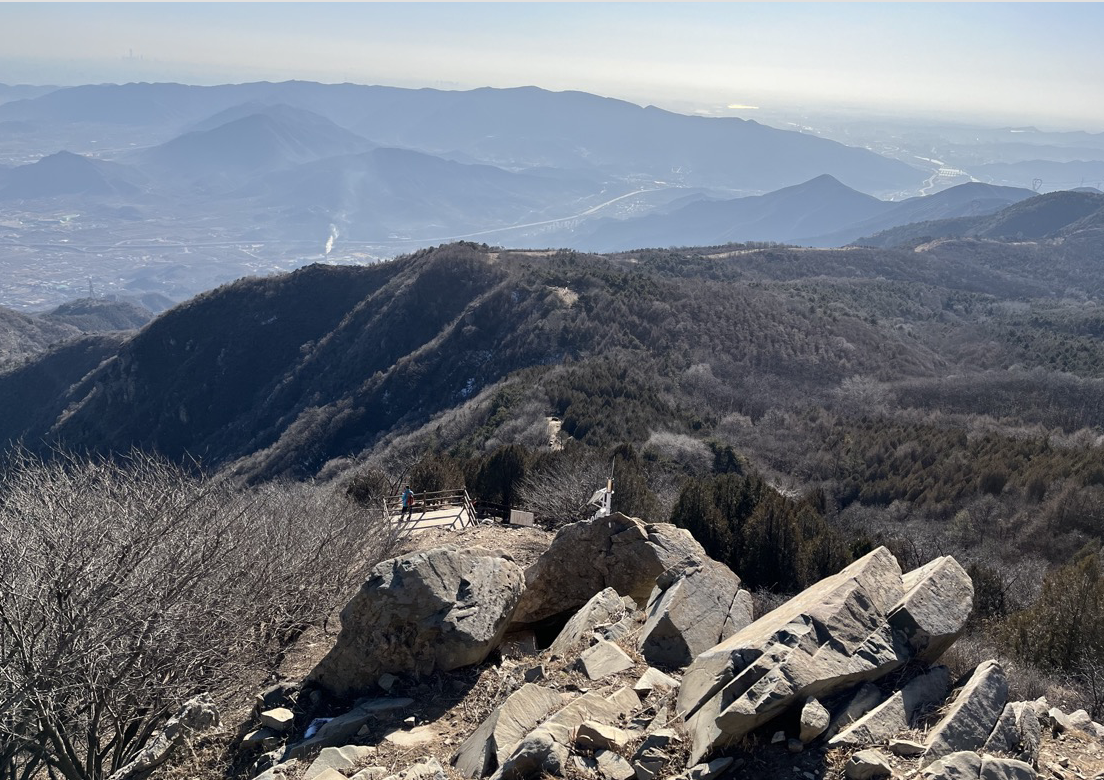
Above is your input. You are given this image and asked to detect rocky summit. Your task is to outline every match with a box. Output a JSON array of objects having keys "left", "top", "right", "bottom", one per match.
[{"left": 193, "top": 513, "right": 1104, "bottom": 780}]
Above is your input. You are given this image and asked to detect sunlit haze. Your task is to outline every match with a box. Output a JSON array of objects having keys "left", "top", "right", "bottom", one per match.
[{"left": 2, "top": 2, "right": 1103, "bottom": 131}]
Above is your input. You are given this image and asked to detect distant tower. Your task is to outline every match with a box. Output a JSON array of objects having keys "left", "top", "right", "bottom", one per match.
[{"left": 87, "top": 277, "right": 94, "bottom": 298}]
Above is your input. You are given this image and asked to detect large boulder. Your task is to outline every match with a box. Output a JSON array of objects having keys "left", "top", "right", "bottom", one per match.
[
  {"left": 512, "top": 514, "right": 714, "bottom": 625},
  {"left": 677, "top": 547, "right": 909, "bottom": 763},
  {"left": 921, "top": 660, "right": 1009, "bottom": 768},
  {"left": 888, "top": 556, "right": 973, "bottom": 664},
  {"left": 639, "top": 563, "right": 753, "bottom": 669},
  {"left": 308, "top": 547, "right": 524, "bottom": 698}
]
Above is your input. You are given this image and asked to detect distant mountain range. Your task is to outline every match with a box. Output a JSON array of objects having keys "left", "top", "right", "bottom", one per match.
[
  {"left": 0, "top": 81, "right": 924, "bottom": 196},
  {"left": 856, "top": 190, "right": 1104, "bottom": 247},
  {"left": 565, "top": 178, "right": 1036, "bottom": 252}
]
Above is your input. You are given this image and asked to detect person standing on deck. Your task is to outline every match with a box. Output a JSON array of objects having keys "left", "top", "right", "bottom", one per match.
[{"left": 400, "top": 484, "right": 415, "bottom": 520}]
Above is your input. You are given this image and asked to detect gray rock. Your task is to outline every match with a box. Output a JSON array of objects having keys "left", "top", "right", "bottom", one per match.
[
  {"left": 242, "top": 727, "right": 281, "bottom": 750},
  {"left": 687, "top": 758, "right": 734, "bottom": 780},
  {"left": 824, "top": 682, "right": 884, "bottom": 740},
  {"left": 678, "top": 547, "right": 910, "bottom": 763},
  {"left": 308, "top": 548, "right": 524, "bottom": 698},
  {"left": 453, "top": 684, "right": 563, "bottom": 778},
  {"left": 639, "top": 562, "right": 753, "bottom": 669},
  {"left": 286, "top": 698, "right": 413, "bottom": 757},
  {"left": 350, "top": 770, "right": 388, "bottom": 780},
  {"left": 256, "top": 682, "right": 298, "bottom": 711},
  {"left": 979, "top": 755, "right": 1035, "bottom": 780},
  {"left": 606, "top": 685, "right": 642, "bottom": 716},
  {"left": 251, "top": 760, "right": 301, "bottom": 780},
  {"left": 830, "top": 665, "right": 950, "bottom": 748},
  {"left": 548, "top": 588, "right": 625, "bottom": 658},
  {"left": 576, "top": 721, "right": 633, "bottom": 751},
  {"left": 523, "top": 665, "right": 546, "bottom": 683},
  {"left": 304, "top": 746, "right": 379, "bottom": 780},
  {"left": 490, "top": 684, "right": 645, "bottom": 780},
  {"left": 595, "top": 750, "right": 635, "bottom": 780},
  {"left": 921, "top": 751, "right": 983, "bottom": 780},
  {"left": 922, "top": 660, "right": 1009, "bottom": 768},
  {"left": 633, "top": 728, "right": 680, "bottom": 757},
  {"left": 888, "top": 556, "right": 974, "bottom": 664},
  {"left": 259, "top": 707, "right": 294, "bottom": 733},
  {"left": 983, "top": 702, "right": 1041, "bottom": 766},
  {"left": 787, "top": 738, "right": 804, "bottom": 753},
  {"left": 107, "top": 694, "right": 220, "bottom": 780},
  {"left": 1066, "top": 708, "right": 1093, "bottom": 732},
  {"left": 888, "top": 738, "right": 926, "bottom": 756},
  {"left": 491, "top": 728, "right": 569, "bottom": 780},
  {"left": 513, "top": 514, "right": 713, "bottom": 625},
  {"left": 580, "top": 640, "right": 634, "bottom": 681},
  {"left": 845, "top": 749, "right": 893, "bottom": 780},
  {"left": 632, "top": 755, "right": 667, "bottom": 780},
  {"left": 799, "top": 698, "right": 830, "bottom": 743},
  {"left": 634, "top": 667, "right": 679, "bottom": 696},
  {"left": 1047, "top": 706, "right": 1072, "bottom": 733},
  {"left": 310, "top": 770, "right": 349, "bottom": 780}
]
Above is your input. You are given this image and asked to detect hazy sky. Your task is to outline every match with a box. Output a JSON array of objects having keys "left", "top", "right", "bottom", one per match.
[{"left": 2, "top": 2, "right": 1103, "bottom": 130}]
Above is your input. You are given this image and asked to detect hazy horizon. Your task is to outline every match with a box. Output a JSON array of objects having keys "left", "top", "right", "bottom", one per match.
[{"left": 2, "top": 2, "right": 1103, "bottom": 132}]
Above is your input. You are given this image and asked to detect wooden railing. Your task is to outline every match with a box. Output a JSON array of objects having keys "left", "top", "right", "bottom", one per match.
[{"left": 387, "top": 488, "right": 477, "bottom": 537}]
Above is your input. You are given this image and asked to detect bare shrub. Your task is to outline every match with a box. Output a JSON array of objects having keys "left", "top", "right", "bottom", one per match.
[
  {"left": 516, "top": 448, "right": 607, "bottom": 526},
  {"left": 0, "top": 450, "right": 392, "bottom": 780},
  {"left": 643, "top": 431, "right": 712, "bottom": 476}
]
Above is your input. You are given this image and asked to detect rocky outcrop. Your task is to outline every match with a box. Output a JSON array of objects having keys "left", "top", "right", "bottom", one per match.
[
  {"left": 308, "top": 548, "right": 525, "bottom": 698},
  {"left": 639, "top": 563, "right": 753, "bottom": 668},
  {"left": 490, "top": 688, "right": 641, "bottom": 780},
  {"left": 676, "top": 547, "right": 912, "bottom": 762},
  {"left": 984, "top": 701, "right": 1042, "bottom": 766},
  {"left": 513, "top": 514, "right": 734, "bottom": 625},
  {"left": 830, "top": 666, "right": 950, "bottom": 748},
  {"left": 675, "top": 545, "right": 975, "bottom": 763},
  {"left": 888, "top": 556, "right": 973, "bottom": 664},
  {"left": 921, "top": 660, "right": 1009, "bottom": 768},
  {"left": 453, "top": 684, "right": 563, "bottom": 778}
]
